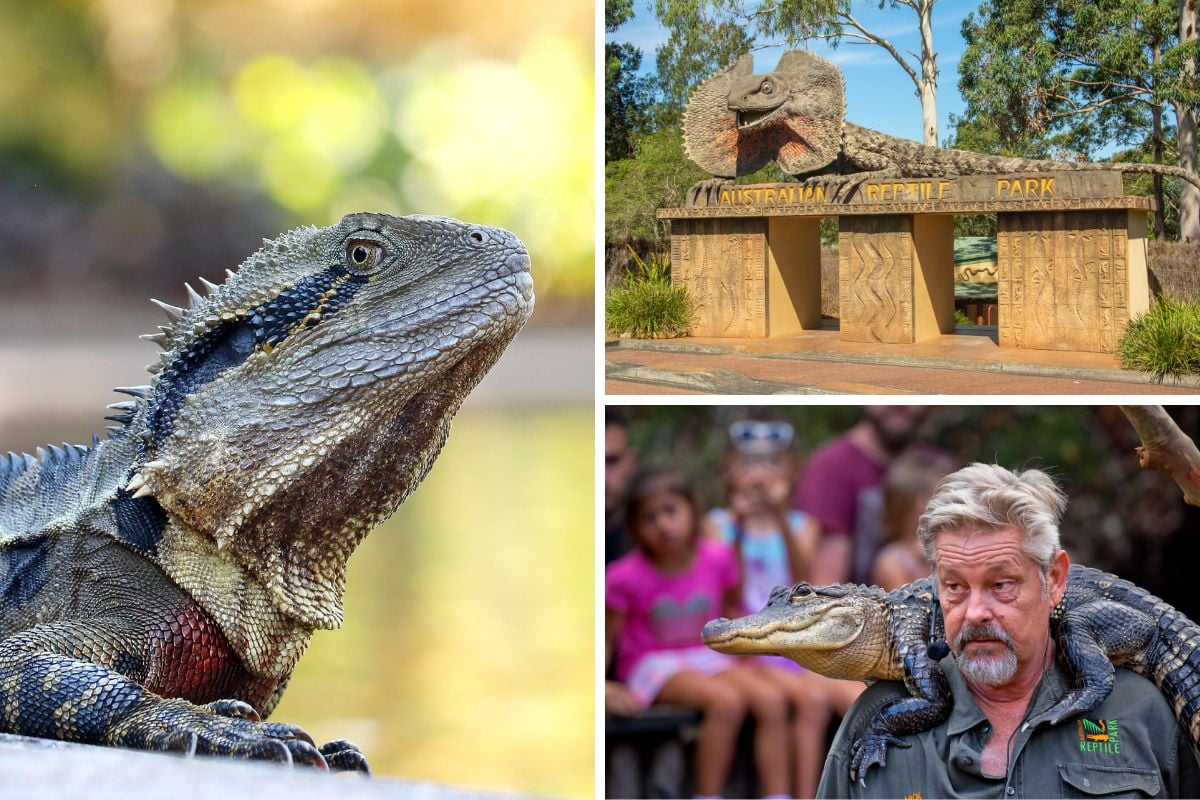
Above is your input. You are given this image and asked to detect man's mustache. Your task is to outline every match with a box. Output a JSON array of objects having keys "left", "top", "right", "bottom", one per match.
[{"left": 953, "top": 621, "right": 1016, "bottom": 651}]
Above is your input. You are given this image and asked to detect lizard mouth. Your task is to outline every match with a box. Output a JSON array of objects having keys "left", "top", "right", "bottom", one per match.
[{"left": 735, "top": 105, "right": 785, "bottom": 132}]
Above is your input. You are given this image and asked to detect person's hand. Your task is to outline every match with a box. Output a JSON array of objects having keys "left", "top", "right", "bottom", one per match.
[
  {"left": 605, "top": 681, "right": 640, "bottom": 717},
  {"left": 730, "top": 461, "right": 790, "bottom": 520}
]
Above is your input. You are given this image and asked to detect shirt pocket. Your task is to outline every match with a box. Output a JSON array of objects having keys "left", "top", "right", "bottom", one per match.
[{"left": 1058, "top": 762, "right": 1162, "bottom": 798}]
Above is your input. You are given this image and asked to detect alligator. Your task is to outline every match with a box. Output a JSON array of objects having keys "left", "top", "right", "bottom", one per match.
[
  {"left": 682, "top": 50, "right": 1200, "bottom": 206},
  {"left": 0, "top": 213, "right": 533, "bottom": 771},
  {"left": 702, "top": 565, "right": 1200, "bottom": 782}
]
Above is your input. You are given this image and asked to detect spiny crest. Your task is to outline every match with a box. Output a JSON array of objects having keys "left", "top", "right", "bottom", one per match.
[{"left": 139, "top": 224, "right": 323, "bottom": 376}]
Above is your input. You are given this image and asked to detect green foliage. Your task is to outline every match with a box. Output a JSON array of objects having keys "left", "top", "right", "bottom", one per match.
[
  {"left": 1117, "top": 296, "right": 1200, "bottom": 379},
  {"left": 605, "top": 128, "right": 710, "bottom": 243},
  {"left": 957, "top": 0, "right": 1180, "bottom": 160},
  {"left": 606, "top": 0, "right": 656, "bottom": 161},
  {"left": 954, "top": 309, "right": 972, "bottom": 326},
  {"left": 605, "top": 250, "right": 693, "bottom": 338},
  {"left": 651, "top": 1, "right": 750, "bottom": 126}
]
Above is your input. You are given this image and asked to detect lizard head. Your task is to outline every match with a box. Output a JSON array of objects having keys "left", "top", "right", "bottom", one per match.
[
  {"left": 702, "top": 581, "right": 887, "bottom": 679},
  {"left": 122, "top": 213, "right": 533, "bottom": 628},
  {"left": 683, "top": 49, "right": 846, "bottom": 178}
]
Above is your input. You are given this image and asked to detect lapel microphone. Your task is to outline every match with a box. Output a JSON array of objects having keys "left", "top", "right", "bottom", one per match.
[{"left": 926, "top": 588, "right": 950, "bottom": 661}]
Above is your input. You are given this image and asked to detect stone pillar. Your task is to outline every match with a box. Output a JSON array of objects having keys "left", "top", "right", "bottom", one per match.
[
  {"left": 766, "top": 217, "right": 822, "bottom": 335},
  {"left": 838, "top": 215, "right": 916, "bottom": 343},
  {"left": 912, "top": 215, "right": 956, "bottom": 340},
  {"left": 997, "top": 210, "right": 1150, "bottom": 352},
  {"left": 670, "top": 218, "right": 767, "bottom": 337}
]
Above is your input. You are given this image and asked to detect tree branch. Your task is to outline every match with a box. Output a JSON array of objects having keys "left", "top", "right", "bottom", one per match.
[
  {"left": 1120, "top": 405, "right": 1200, "bottom": 506},
  {"left": 836, "top": 10, "right": 919, "bottom": 86}
]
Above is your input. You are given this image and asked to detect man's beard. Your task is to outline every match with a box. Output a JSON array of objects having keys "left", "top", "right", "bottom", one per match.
[{"left": 954, "top": 621, "right": 1018, "bottom": 685}]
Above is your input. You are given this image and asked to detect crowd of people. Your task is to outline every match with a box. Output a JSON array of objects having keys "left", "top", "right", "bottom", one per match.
[{"left": 603, "top": 407, "right": 956, "bottom": 799}]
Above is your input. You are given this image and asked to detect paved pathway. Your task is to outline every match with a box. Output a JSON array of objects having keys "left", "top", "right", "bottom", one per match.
[{"left": 606, "top": 331, "right": 1200, "bottom": 396}]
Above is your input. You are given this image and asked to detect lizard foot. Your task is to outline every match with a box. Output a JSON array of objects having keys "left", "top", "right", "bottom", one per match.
[
  {"left": 110, "top": 697, "right": 328, "bottom": 769},
  {"left": 320, "top": 739, "right": 371, "bottom": 775},
  {"left": 686, "top": 178, "right": 733, "bottom": 208},
  {"left": 849, "top": 732, "right": 911, "bottom": 785}
]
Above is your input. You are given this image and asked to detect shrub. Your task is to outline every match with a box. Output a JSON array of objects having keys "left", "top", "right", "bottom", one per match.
[
  {"left": 605, "top": 247, "right": 692, "bottom": 338},
  {"left": 1117, "top": 296, "right": 1200, "bottom": 380}
]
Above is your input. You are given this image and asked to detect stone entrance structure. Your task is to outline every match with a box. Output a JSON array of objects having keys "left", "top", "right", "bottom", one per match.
[{"left": 659, "top": 171, "right": 1151, "bottom": 354}]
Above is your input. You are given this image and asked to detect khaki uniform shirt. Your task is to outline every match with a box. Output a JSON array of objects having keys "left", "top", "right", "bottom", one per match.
[{"left": 817, "top": 655, "right": 1200, "bottom": 799}]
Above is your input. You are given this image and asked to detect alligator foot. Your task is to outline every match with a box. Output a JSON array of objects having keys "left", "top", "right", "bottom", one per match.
[
  {"left": 686, "top": 178, "right": 733, "bottom": 208},
  {"left": 849, "top": 732, "right": 911, "bottom": 785},
  {"left": 319, "top": 739, "right": 371, "bottom": 775},
  {"left": 1023, "top": 686, "right": 1111, "bottom": 733}
]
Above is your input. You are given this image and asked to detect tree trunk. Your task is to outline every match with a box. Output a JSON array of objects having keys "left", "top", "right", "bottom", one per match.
[
  {"left": 1179, "top": 0, "right": 1200, "bottom": 242},
  {"left": 918, "top": 0, "right": 938, "bottom": 146},
  {"left": 1154, "top": 103, "right": 1166, "bottom": 239}
]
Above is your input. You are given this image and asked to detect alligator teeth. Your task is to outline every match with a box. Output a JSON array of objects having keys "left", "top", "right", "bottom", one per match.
[
  {"left": 185, "top": 282, "right": 205, "bottom": 309},
  {"left": 150, "top": 298, "right": 185, "bottom": 322}
]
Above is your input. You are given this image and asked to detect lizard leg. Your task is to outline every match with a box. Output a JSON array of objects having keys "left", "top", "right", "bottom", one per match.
[{"left": 0, "top": 625, "right": 325, "bottom": 767}]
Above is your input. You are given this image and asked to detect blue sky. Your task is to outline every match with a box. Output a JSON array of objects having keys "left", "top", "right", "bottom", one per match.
[{"left": 609, "top": 0, "right": 983, "bottom": 145}]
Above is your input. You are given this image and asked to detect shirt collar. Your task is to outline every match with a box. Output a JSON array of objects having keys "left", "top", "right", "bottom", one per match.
[{"left": 943, "top": 649, "right": 1071, "bottom": 736}]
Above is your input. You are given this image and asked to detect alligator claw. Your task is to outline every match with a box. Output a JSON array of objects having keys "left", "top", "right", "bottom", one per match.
[{"left": 849, "top": 732, "right": 910, "bottom": 782}]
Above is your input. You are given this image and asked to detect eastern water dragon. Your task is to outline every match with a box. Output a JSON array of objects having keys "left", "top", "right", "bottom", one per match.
[
  {"left": 0, "top": 213, "right": 533, "bottom": 771},
  {"left": 703, "top": 565, "right": 1200, "bottom": 782}
]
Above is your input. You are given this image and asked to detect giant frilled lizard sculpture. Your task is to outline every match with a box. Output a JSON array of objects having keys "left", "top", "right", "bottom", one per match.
[{"left": 683, "top": 50, "right": 1200, "bottom": 206}]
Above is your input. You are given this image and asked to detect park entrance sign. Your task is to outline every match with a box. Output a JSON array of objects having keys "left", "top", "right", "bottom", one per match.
[{"left": 657, "top": 171, "right": 1150, "bottom": 353}]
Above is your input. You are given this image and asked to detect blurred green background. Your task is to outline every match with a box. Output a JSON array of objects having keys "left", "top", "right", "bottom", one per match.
[{"left": 0, "top": 0, "right": 593, "bottom": 796}]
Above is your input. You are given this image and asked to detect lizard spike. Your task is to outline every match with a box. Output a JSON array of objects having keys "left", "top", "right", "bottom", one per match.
[
  {"left": 146, "top": 362, "right": 163, "bottom": 375},
  {"left": 138, "top": 429, "right": 153, "bottom": 442},
  {"left": 106, "top": 401, "right": 138, "bottom": 411},
  {"left": 185, "top": 282, "right": 205, "bottom": 309},
  {"left": 142, "top": 459, "right": 169, "bottom": 472},
  {"left": 139, "top": 332, "right": 171, "bottom": 347},
  {"left": 113, "top": 386, "right": 151, "bottom": 398},
  {"left": 126, "top": 473, "right": 146, "bottom": 492},
  {"left": 104, "top": 413, "right": 134, "bottom": 424},
  {"left": 226, "top": 269, "right": 236, "bottom": 280},
  {"left": 150, "top": 298, "right": 185, "bottom": 322},
  {"left": 106, "top": 426, "right": 124, "bottom": 437},
  {"left": 131, "top": 484, "right": 155, "bottom": 499},
  {"left": 200, "top": 277, "right": 221, "bottom": 293},
  {"left": 91, "top": 434, "right": 101, "bottom": 447}
]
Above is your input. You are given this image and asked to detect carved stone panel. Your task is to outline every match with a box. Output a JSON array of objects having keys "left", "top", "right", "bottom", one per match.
[
  {"left": 671, "top": 218, "right": 767, "bottom": 337},
  {"left": 997, "top": 210, "right": 1144, "bottom": 353},
  {"left": 838, "top": 215, "right": 915, "bottom": 343}
]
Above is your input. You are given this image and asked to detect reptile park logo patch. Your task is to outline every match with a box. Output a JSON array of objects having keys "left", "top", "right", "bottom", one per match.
[{"left": 1077, "top": 718, "right": 1121, "bottom": 754}]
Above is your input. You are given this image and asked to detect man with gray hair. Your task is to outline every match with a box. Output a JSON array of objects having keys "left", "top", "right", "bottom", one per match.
[{"left": 817, "top": 463, "right": 1200, "bottom": 798}]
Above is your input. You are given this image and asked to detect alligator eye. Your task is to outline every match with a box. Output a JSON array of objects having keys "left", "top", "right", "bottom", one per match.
[
  {"left": 346, "top": 241, "right": 385, "bottom": 273},
  {"left": 790, "top": 581, "right": 813, "bottom": 599},
  {"left": 760, "top": 79, "right": 773, "bottom": 94}
]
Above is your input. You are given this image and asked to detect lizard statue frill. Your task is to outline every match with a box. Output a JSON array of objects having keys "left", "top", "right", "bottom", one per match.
[
  {"left": 0, "top": 213, "right": 533, "bottom": 772},
  {"left": 683, "top": 50, "right": 1200, "bottom": 206}
]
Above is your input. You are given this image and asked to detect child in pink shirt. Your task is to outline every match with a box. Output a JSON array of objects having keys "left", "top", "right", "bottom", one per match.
[{"left": 606, "top": 467, "right": 790, "bottom": 799}]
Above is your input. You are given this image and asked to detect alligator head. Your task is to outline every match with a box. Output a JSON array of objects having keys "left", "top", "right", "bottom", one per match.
[{"left": 703, "top": 581, "right": 893, "bottom": 680}]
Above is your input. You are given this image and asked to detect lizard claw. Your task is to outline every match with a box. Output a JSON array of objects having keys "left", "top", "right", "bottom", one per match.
[
  {"left": 204, "top": 698, "right": 261, "bottom": 722},
  {"left": 319, "top": 739, "right": 371, "bottom": 775}
]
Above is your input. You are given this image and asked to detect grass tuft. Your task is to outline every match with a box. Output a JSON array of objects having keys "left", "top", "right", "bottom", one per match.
[
  {"left": 1117, "top": 296, "right": 1200, "bottom": 381},
  {"left": 605, "top": 247, "right": 693, "bottom": 338}
]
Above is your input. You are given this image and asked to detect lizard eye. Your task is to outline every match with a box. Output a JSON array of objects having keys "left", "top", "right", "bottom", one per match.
[
  {"left": 760, "top": 79, "right": 773, "bottom": 94},
  {"left": 346, "top": 240, "right": 385, "bottom": 273}
]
